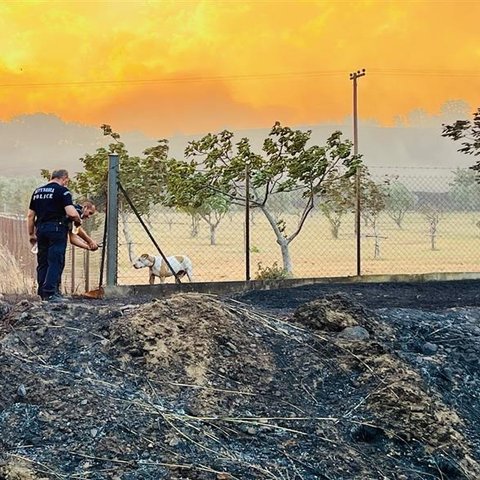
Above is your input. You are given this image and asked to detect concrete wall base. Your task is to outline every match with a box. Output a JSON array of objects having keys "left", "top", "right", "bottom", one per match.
[{"left": 104, "top": 271, "right": 480, "bottom": 299}]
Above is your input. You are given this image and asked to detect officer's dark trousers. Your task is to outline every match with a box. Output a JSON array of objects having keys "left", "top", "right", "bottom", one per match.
[{"left": 36, "top": 222, "right": 68, "bottom": 299}]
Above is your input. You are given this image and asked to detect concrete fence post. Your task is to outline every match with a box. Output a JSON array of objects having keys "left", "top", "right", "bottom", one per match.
[{"left": 106, "top": 153, "right": 119, "bottom": 286}]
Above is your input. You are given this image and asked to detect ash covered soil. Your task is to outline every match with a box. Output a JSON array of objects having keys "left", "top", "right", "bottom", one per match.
[{"left": 0, "top": 280, "right": 479, "bottom": 480}]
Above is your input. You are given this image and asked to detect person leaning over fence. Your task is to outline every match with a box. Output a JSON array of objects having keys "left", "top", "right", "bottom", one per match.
[
  {"left": 68, "top": 201, "right": 99, "bottom": 251},
  {"left": 27, "top": 169, "right": 82, "bottom": 302},
  {"left": 56, "top": 201, "right": 100, "bottom": 296}
]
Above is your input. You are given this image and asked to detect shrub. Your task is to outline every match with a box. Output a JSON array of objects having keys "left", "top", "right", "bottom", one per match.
[{"left": 254, "top": 261, "right": 288, "bottom": 281}]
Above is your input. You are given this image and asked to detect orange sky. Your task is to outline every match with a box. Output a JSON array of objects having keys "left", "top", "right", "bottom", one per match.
[{"left": 0, "top": 0, "right": 479, "bottom": 136}]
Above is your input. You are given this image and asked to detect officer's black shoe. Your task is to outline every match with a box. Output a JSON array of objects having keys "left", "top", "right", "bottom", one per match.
[{"left": 45, "top": 294, "right": 68, "bottom": 303}]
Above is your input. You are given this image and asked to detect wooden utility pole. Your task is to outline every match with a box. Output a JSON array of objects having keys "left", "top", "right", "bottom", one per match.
[{"left": 350, "top": 68, "right": 366, "bottom": 276}]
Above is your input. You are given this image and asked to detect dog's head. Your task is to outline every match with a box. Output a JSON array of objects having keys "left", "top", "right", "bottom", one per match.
[{"left": 133, "top": 254, "right": 154, "bottom": 269}]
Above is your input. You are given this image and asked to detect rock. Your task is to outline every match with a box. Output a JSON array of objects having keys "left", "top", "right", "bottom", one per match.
[
  {"left": 351, "top": 424, "right": 383, "bottom": 443},
  {"left": 35, "top": 327, "right": 47, "bottom": 337},
  {"left": 470, "top": 326, "right": 480, "bottom": 336},
  {"left": 0, "top": 300, "right": 11, "bottom": 319},
  {"left": 226, "top": 341, "right": 238, "bottom": 352},
  {"left": 338, "top": 326, "right": 370, "bottom": 341},
  {"left": 421, "top": 342, "right": 438, "bottom": 355},
  {"left": 16, "top": 384, "right": 27, "bottom": 398}
]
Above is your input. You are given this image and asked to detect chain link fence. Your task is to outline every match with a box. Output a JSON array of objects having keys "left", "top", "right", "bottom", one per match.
[
  {"left": 2, "top": 167, "right": 480, "bottom": 294},
  {"left": 114, "top": 167, "right": 480, "bottom": 284}
]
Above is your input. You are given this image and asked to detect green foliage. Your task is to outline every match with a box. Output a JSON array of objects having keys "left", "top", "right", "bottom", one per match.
[
  {"left": 0, "top": 176, "right": 42, "bottom": 214},
  {"left": 442, "top": 108, "right": 480, "bottom": 178},
  {"left": 383, "top": 180, "right": 416, "bottom": 228},
  {"left": 254, "top": 261, "right": 288, "bottom": 280},
  {"left": 448, "top": 168, "right": 480, "bottom": 211},
  {"left": 179, "top": 122, "right": 361, "bottom": 207},
  {"left": 359, "top": 169, "right": 387, "bottom": 219},
  {"left": 319, "top": 175, "right": 355, "bottom": 238},
  {"left": 265, "top": 190, "right": 303, "bottom": 220},
  {"left": 159, "top": 122, "right": 361, "bottom": 273},
  {"left": 73, "top": 126, "right": 168, "bottom": 215},
  {"left": 319, "top": 167, "right": 386, "bottom": 237}
]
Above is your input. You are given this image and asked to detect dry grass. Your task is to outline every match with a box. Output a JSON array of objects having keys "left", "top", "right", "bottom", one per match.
[
  {"left": 0, "top": 457, "right": 39, "bottom": 480},
  {"left": 0, "top": 245, "right": 36, "bottom": 295},
  {"left": 113, "top": 210, "right": 480, "bottom": 284},
  {"left": 59, "top": 210, "right": 480, "bottom": 290}
]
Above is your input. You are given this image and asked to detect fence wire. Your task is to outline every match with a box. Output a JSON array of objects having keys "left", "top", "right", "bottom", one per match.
[{"left": 2, "top": 167, "right": 480, "bottom": 294}]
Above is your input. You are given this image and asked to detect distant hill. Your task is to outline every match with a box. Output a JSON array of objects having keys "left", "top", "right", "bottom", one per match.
[{"left": 0, "top": 113, "right": 473, "bottom": 178}]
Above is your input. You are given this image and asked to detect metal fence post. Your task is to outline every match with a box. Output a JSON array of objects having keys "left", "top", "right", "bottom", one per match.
[
  {"left": 106, "top": 153, "right": 119, "bottom": 286},
  {"left": 84, "top": 249, "right": 90, "bottom": 292},
  {"left": 70, "top": 246, "right": 76, "bottom": 293}
]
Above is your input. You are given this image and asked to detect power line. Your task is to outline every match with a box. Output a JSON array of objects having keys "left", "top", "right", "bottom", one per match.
[
  {"left": 0, "top": 70, "right": 346, "bottom": 88},
  {"left": 370, "top": 69, "right": 480, "bottom": 77},
  {"left": 0, "top": 68, "right": 479, "bottom": 89}
]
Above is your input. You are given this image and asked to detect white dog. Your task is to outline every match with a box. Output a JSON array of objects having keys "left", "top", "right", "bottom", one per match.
[{"left": 133, "top": 253, "right": 193, "bottom": 284}]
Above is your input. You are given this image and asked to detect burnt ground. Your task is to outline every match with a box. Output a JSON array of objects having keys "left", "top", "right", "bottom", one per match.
[
  {"left": 235, "top": 279, "right": 480, "bottom": 311},
  {"left": 0, "top": 279, "right": 479, "bottom": 480}
]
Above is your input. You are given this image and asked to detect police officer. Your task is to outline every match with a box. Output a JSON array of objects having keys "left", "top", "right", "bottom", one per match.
[{"left": 27, "top": 169, "right": 82, "bottom": 302}]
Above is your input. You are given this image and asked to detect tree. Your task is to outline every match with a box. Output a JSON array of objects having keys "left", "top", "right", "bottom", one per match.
[
  {"left": 442, "top": 108, "right": 480, "bottom": 175},
  {"left": 420, "top": 205, "right": 441, "bottom": 251},
  {"left": 319, "top": 176, "right": 355, "bottom": 239},
  {"left": 359, "top": 172, "right": 387, "bottom": 259},
  {"left": 152, "top": 122, "right": 361, "bottom": 275},
  {"left": 198, "top": 195, "right": 230, "bottom": 245},
  {"left": 448, "top": 168, "right": 480, "bottom": 211},
  {"left": 0, "top": 177, "right": 42, "bottom": 215},
  {"left": 155, "top": 155, "right": 231, "bottom": 245},
  {"left": 72, "top": 125, "right": 168, "bottom": 262},
  {"left": 181, "top": 195, "right": 230, "bottom": 245},
  {"left": 384, "top": 181, "right": 416, "bottom": 228},
  {"left": 319, "top": 168, "right": 387, "bottom": 246}
]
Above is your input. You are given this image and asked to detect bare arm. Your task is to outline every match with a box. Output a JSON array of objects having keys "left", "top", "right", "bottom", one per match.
[
  {"left": 76, "top": 227, "right": 98, "bottom": 250},
  {"left": 27, "top": 209, "right": 37, "bottom": 245},
  {"left": 69, "top": 232, "right": 92, "bottom": 250}
]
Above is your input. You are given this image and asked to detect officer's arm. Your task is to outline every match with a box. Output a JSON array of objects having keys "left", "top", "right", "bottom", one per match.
[
  {"left": 27, "top": 209, "right": 37, "bottom": 245},
  {"left": 65, "top": 205, "right": 82, "bottom": 226}
]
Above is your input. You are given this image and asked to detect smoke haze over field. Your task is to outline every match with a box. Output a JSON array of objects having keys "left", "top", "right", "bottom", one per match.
[{"left": 0, "top": 109, "right": 474, "bottom": 179}]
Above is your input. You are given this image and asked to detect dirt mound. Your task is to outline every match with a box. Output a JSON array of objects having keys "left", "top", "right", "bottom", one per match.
[
  {"left": 0, "top": 289, "right": 479, "bottom": 479},
  {"left": 108, "top": 293, "right": 274, "bottom": 414},
  {"left": 292, "top": 293, "right": 370, "bottom": 330}
]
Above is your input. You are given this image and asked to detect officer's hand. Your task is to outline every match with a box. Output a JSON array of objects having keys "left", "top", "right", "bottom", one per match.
[
  {"left": 29, "top": 234, "right": 37, "bottom": 246},
  {"left": 74, "top": 218, "right": 82, "bottom": 227}
]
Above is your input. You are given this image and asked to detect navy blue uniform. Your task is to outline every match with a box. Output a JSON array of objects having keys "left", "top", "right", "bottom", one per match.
[{"left": 29, "top": 182, "right": 74, "bottom": 299}]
